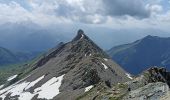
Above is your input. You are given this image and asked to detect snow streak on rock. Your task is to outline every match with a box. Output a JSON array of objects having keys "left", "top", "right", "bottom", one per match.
[
  {"left": 7, "top": 75, "right": 18, "bottom": 81},
  {"left": 0, "top": 85, "right": 4, "bottom": 89},
  {"left": 126, "top": 73, "right": 133, "bottom": 79},
  {"left": 85, "top": 85, "right": 93, "bottom": 92},
  {"left": 104, "top": 58, "right": 108, "bottom": 61},
  {"left": 102, "top": 63, "right": 108, "bottom": 69},
  {"left": 80, "top": 34, "right": 84, "bottom": 39}
]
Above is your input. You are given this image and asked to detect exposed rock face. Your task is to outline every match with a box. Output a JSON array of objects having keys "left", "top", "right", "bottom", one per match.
[
  {"left": 0, "top": 30, "right": 130, "bottom": 100},
  {"left": 123, "top": 67, "right": 170, "bottom": 92},
  {"left": 122, "top": 67, "right": 170, "bottom": 100},
  {"left": 123, "top": 82, "right": 169, "bottom": 100},
  {"left": 142, "top": 67, "right": 170, "bottom": 87},
  {"left": 77, "top": 67, "right": 170, "bottom": 100}
]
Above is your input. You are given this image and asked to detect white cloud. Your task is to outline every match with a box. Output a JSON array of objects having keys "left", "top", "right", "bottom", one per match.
[
  {"left": 27, "top": 0, "right": 105, "bottom": 24},
  {"left": 0, "top": 0, "right": 169, "bottom": 32},
  {"left": 0, "top": 1, "right": 73, "bottom": 26},
  {"left": 103, "top": 0, "right": 151, "bottom": 18},
  {"left": 0, "top": 1, "right": 31, "bottom": 23},
  {"left": 146, "top": 4, "right": 163, "bottom": 14},
  {"left": 0, "top": 0, "right": 152, "bottom": 25}
]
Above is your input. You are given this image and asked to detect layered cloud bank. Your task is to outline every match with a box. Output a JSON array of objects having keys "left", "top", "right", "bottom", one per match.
[{"left": 0, "top": 0, "right": 169, "bottom": 29}]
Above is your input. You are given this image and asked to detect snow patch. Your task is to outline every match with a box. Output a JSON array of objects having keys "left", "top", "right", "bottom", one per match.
[
  {"left": 0, "top": 85, "right": 4, "bottom": 89},
  {"left": 7, "top": 75, "right": 18, "bottom": 81},
  {"left": 0, "top": 75, "right": 65, "bottom": 100},
  {"left": 0, "top": 82, "right": 30, "bottom": 100},
  {"left": 34, "top": 74, "right": 65, "bottom": 100},
  {"left": 104, "top": 58, "right": 108, "bottom": 61},
  {"left": 85, "top": 85, "right": 93, "bottom": 92},
  {"left": 10, "top": 82, "right": 30, "bottom": 96},
  {"left": 0, "top": 75, "right": 45, "bottom": 100},
  {"left": 18, "top": 92, "right": 35, "bottom": 100},
  {"left": 126, "top": 73, "right": 133, "bottom": 79},
  {"left": 101, "top": 63, "right": 108, "bottom": 69},
  {"left": 85, "top": 53, "right": 92, "bottom": 57}
]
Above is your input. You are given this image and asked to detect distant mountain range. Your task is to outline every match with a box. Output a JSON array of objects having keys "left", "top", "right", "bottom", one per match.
[
  {"left": 0, "top": 47, "right": 41, "bottom": 66},
  {"left": 0, "top": 23, "right": 68, "bottom": 52},
  {"left": 1, "top": 22, "right": 170, "bottom": 52},
  {"left": 107, "top": 35, "right": 170, "bottom": 74}
]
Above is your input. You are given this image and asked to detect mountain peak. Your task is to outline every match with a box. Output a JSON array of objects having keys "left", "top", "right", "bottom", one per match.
[
  {"left": 0, "top": 30, "right": 130, "bottom": 100},
  {"left": 142, "top": 35, "right": 160, "bottom": 40},
  {"left": 136, "top": 35, "right": 161, "bottom": 45},
  {"left": 145, "top": 35, "right": 152, "bottom": 38},
  {"left": 78, "top": 29, "right": 84, "bottom": 35},
  {"left": 72, "top": 29, "right": 88, "bottom": 41}
]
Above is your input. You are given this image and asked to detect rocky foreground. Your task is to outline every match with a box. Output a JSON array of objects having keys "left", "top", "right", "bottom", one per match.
[{"left": 77, "top": 67, "right": 170, "bottom": 100}]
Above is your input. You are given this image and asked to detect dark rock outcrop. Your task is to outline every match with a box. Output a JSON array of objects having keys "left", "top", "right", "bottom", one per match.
[{"left": 144, "top": 67, "right": 170, "bottom": 87}]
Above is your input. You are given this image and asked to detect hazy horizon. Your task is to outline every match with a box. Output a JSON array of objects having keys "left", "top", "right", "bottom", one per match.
[{"left": 0, "top": 0, "right": 170, "bottom": 51}]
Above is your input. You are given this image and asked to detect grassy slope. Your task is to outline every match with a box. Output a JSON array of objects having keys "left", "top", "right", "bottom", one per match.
[
  {"left": 0, "top": 52, "right": 43, "bottom": 86},
  {"left": 0, "top": 63, "right": 27, "bottom": 85}
]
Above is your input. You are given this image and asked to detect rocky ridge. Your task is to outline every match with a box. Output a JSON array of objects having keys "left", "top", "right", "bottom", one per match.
[{"left": 0, "top": 30, "right": 130, "bottom": 100}]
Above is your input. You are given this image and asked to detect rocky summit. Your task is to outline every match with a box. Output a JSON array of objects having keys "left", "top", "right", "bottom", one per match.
[{"left": 0, "top": 30, "right": 130, "bottom": 100}]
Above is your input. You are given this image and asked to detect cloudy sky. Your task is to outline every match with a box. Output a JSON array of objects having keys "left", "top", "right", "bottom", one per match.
[{"left": 0, "top": 0, "right": 170, "bottom": 51}]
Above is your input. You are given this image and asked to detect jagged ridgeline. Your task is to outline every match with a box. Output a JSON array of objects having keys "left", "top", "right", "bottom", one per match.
[{"left": 0, "top": 30, "right": 130, "bottom": 100}]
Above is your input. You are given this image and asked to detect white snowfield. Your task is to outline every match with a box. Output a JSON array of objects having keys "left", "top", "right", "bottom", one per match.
[
  {"left": 126, "top": 73, "right": 133, "bottom": 79},
  {"left": 34, "top": 74, "right": 65, "bottom": 99},
  {"left": 101, "top": 63, "right": 108, "bottom": 69},
  {"left": 19, "top": 92, "right": 35, "bottom": 100},
  {"left": 7, "top": 74, "right": 18, "bottom": 81},
  {"left": 85, "top": 85, "right": 93, "bottom": 92},
  {"left": 0, "top": 74, "right": 65, "bottom": 100},
  {"left": 0, "top": 80, "right": 34, "bottom": 100}
]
